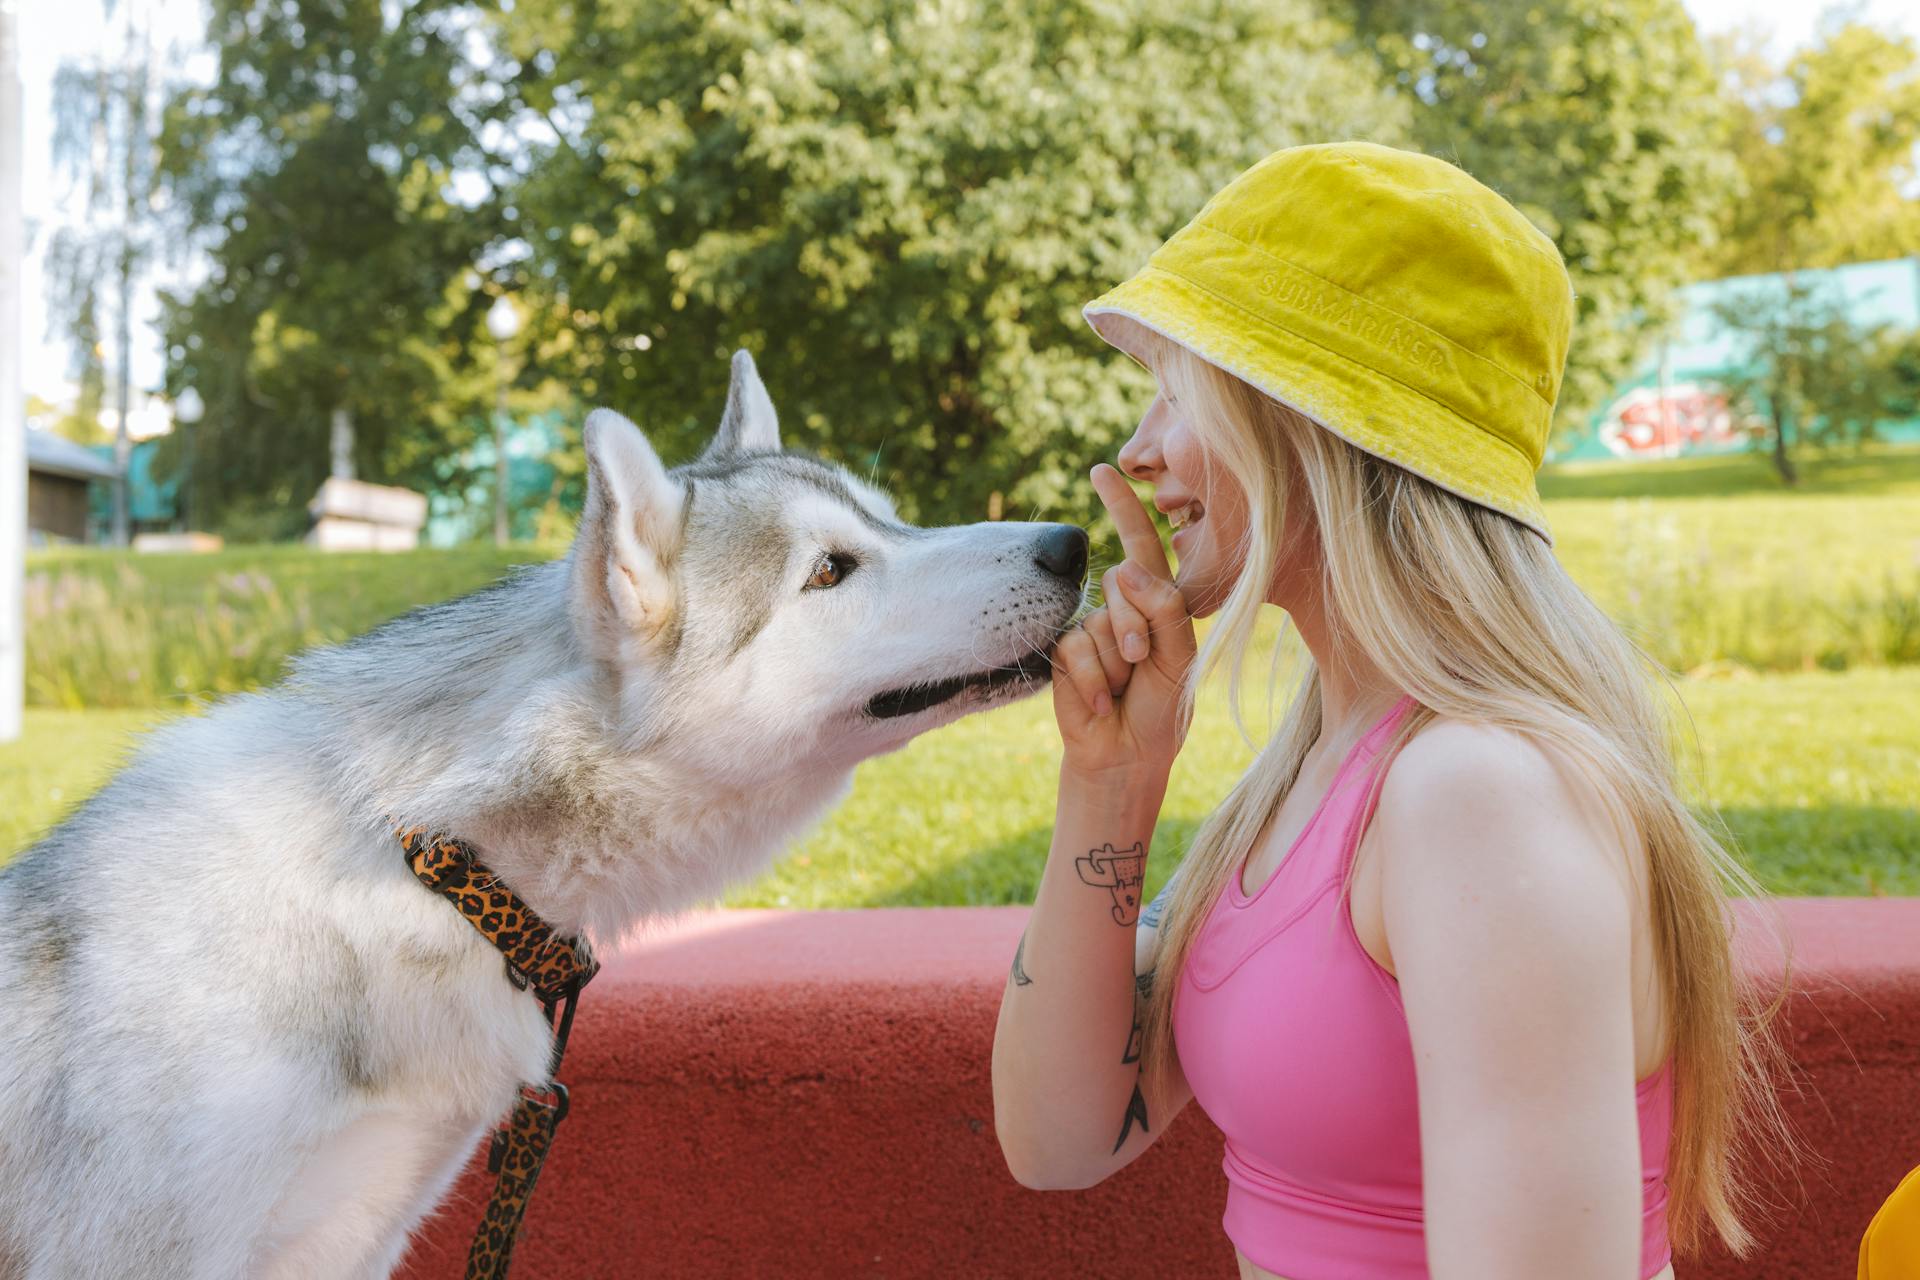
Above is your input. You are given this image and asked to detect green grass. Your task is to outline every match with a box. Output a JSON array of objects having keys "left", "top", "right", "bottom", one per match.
[
  {"left": 1535, "top": 446, "right": 1920, "bottom": 673},
  {"left": 7, "top": 668, "right": 1914, "bottom": 899},
  {"left": 24, "top": 544, "right": 557, "bottom": 708},
  {"left": 1674, "top": 670, "right": 1920, "bottom": 895},
  {"left": 0, "top": 708, "right": 178, "bottom": 854},
  {"left": 1548, "top": 494, "right": 1920, "bottom": 672},
  {"left": 1537, "top": 441, "right": 1920, "bottom": 501},
  {"left": 723, "top": 665, "right": 1920, "bottom": 906}
]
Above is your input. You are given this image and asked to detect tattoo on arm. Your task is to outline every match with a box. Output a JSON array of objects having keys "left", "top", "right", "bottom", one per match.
[
  {"left": 1010, "top": 930, "right": 1033, "bottom": 987},
  {"left": 1114, "top": 989, "right": 1150, "bottom": 1149},
  {"left": 1075, "top": 841, "right": 1146, "bottom": 926},
  {"left": 1113, "top": 1082, "right": 1150, "bottom": 1153}
]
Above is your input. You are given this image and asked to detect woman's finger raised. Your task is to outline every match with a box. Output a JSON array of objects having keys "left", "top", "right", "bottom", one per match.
[{"left": 1091, "top": 463, "right": 1173, "bottom": 582}]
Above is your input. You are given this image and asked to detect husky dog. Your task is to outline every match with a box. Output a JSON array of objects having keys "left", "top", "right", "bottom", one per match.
[{"left": 0, "top": 351, "right": 1087, "bottom": 1278}]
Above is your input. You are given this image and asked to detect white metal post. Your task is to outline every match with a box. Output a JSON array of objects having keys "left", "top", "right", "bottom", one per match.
[{"left": 0, "top": 0, "right": 24, "bottom": 743}]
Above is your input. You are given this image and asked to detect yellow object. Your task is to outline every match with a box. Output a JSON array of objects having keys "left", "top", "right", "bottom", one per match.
[
  {"left": 1861, "top": 1163, "right": 1920, "bottom": 1278},
  {"left": 1084, "top": 141, "right": 1574, "bottom": 542}
]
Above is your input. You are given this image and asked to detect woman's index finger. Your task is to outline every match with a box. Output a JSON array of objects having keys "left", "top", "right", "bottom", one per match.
[{"left": 1091, "top": 463, "right": 1173, "bottom": 579}]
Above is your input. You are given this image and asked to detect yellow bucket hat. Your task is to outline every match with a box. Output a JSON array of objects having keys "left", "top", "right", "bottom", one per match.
[{"left": 1084, "top": 141, "right": 1573, "bottom": 542}]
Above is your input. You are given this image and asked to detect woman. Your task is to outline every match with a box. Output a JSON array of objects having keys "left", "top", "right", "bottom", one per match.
[{"left": 991, "top": 143, "right": 1784, "bottom": 1279}]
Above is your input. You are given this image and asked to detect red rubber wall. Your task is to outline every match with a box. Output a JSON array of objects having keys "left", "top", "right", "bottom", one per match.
[{"left": 397, "top": 901, "right": 1920, "bottom": 1279}]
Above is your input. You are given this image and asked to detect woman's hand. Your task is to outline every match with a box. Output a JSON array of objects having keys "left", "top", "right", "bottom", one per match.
[{"left": 1052, "top": 463, "right": 1198, "bottom": 782}]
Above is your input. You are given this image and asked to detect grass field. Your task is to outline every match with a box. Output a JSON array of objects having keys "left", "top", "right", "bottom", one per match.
[
  {"left": 7, "top": 667, "right": 1916, "bottom": 901},
  {"left": 0, "top": 709, "right": 172, "bottom": 855},
  {"left": 1537, "top": 445, "right": 1920, "bottom": 672},
  {"left": 23, "top": 543, "right": 556, "bottom": 709},
  {"left": 1535, "top": 443, "right": 1920, "bottom": 501}
]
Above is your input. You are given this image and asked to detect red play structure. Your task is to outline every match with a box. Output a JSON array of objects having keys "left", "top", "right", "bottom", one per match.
[{"left": 399, "top": 901, "right": 1920, "bottom": 1280}]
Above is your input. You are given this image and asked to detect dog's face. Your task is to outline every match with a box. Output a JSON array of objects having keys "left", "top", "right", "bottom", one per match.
[{"left": 567, "top": 351, "right": 1087, "bottom": 779}]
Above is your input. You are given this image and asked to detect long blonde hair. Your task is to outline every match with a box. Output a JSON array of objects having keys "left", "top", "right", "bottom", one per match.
[{"left": 1136, "top": 336, "right": 1791, "bottom": 1256}]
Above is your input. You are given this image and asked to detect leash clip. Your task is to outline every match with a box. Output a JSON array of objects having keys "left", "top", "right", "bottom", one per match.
[{"left": 522, "top": 1080, "right": 570, "bottom": 1127}]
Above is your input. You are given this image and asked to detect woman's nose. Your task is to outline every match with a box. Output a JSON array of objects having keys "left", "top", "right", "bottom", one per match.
[{"left": 1116, "top": 430, "right": 1159, "bottom": 482}]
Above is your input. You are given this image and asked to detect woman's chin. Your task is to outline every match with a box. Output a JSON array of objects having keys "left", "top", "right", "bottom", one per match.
[{"left": 1172, "top": 564, "right": 1227, "bottom": 619}]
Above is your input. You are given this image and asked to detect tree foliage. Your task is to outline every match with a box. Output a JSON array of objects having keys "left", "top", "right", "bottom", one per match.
[
  {"left": 1340, "top": 0, "right": 1738, "bottom": 436},
  {"left": 154, "top": 0, "right": 510, "bottom": 535},
  {"left": 150, "top": 0, "right": 1909, "bottom": 536},
  {"left": 500, "top": 0, "right": 1407, "bottom": 524},
  {"left": 45, "top": 0, "right": 169, "bottom": 543},
  {"left": 1711, "top": 280, "right": 1920, "bottom": 485},
  {"left": 1709, "top": 21, "right": 1920, "bottom": 278}
]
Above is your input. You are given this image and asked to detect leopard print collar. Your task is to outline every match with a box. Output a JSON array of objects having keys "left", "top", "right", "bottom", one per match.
[{"left": 396, "top": 825, "right": 599, "bottom": 1002}]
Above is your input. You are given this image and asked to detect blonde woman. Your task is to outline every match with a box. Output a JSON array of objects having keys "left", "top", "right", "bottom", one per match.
[{"left": 991, "top": 143, "right": 1783, "bottom": 1279}]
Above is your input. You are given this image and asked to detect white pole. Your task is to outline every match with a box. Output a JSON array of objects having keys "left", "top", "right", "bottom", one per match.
[{"left": 0, "top": 0, "right": 23, "bottom": 743}]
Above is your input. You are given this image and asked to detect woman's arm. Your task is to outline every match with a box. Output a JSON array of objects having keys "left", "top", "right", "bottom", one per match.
[
  {"left": 992, "top": 774, "right": 1194, "bottom": 1189},
  {"left": 993, "top": 463, "right": 1198, "bottom": 1190},
  {"left": 1374, "top": 720, "right": 1648, "bottom": 1280}
]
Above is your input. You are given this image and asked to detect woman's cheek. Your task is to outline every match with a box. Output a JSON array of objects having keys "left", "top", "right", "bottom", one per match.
[
  {"left": 1174, "top": 529, "right": 1223, "bottom": 617},
  {"left": 1193, "top": 507, "right": 1251, "bottom": 616}
]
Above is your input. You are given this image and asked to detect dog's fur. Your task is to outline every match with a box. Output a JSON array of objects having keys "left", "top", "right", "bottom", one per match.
[{"left": 0, "top": 352, "right": 1086, "bottom": 1278}]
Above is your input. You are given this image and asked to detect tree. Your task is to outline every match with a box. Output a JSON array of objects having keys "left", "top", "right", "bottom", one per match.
[
  {"left": 156, "top": 0, "right": 511, "bottom": 537},
  {"left": 45, "top": 0, "right": 168, "bottom": 545},
  {"left": 1709, "top": 20, "right": 1920, "bottom": 278},
  {"left": 1710, "top": 279, "right": 1917, "bottom": 485},
  {"left": 25, "top": 394, "right": 109, "bottom": 446},
  {"left": 499, "top": 0, "right": 1408, "bottom": 525},
  {"left": 1340, "top": 0, "right": 1739, "bottom": 438}
]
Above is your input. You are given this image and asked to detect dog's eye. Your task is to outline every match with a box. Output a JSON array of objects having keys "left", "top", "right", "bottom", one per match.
[{"left": 805, "top": 552, "right": 855, "bottom": 590}]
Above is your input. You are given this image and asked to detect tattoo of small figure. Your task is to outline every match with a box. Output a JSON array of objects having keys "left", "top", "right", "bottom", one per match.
[
  {"left": 1011, "top": 931, "right": 1033, "bottom": 987},
  {"left": 1076, "top": 841, "right": 1147, "bottom": 926},
  {"left": 1135, "top": 968, "right": 1155, "bottom": 1001},
  {"left": 1113, "top": 1082, "right": 1150, "bottom": 1153}
]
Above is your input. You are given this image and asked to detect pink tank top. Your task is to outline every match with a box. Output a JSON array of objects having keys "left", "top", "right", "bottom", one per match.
[{"left": 1171, "top": 695, "right": 1674, "bottom": 1278}]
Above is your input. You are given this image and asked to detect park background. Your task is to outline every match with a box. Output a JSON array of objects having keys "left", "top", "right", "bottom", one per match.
[{"left": 4, "top": 0, "right": 1919, "bottom": 917}]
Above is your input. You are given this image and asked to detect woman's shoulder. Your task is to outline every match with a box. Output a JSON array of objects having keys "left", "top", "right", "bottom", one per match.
[
  {"left": 1372, "top": 712, "right": 1635, "bottom": 894},
  {"left": 1381, "top": 714, "right": 1573, "bottom": 805}
]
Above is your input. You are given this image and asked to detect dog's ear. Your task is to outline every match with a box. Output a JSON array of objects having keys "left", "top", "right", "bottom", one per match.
[
  {"left": 570, "top": 409, "right": 684, "bottom": 650},
  {"left": 700, "top": 349, "right": 780, "bottom": 460}
]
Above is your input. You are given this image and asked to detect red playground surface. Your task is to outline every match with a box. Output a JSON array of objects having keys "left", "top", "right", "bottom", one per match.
[{"left": 399, "top": 901, "right": 1920, "bottom": 1280}]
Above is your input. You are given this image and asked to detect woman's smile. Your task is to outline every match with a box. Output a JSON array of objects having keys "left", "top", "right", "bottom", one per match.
[{"left": 1165, "top": 498, "right": 1205, "bottom": 554}]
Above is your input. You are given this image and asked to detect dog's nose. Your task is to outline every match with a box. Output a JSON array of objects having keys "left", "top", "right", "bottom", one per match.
[{"left": 1033, "top": 524, "right": 1089, "bottom": 583}]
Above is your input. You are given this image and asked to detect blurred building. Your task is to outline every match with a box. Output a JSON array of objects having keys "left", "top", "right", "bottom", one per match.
[
  {"left": 81, "top": 437, "right": 180, "bottom": 541},
  {"left": 1557, "top": 255, "right": 1920, "bottom": 462},
  {"left": 24, "top": 427, "right": 118, "bottom": 543},
  {"left": 24, "top": 387, "right": 185, "bottom": 542}
]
